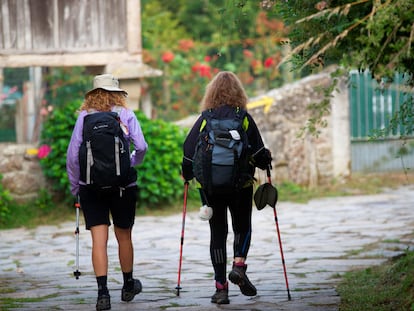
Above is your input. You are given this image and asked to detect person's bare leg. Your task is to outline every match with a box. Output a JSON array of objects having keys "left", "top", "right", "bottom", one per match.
[
  {"left": 91, "top": 225, "right": 109, "bottom": 276},
  {"left": 91, "top": 225, "right": 111, "bottom": 310},
  {"left": 115, "top": 226, "right": 141, "bottom": 301},
  {"left": 114, "top": 226, "right": 134, "bottom": 272}
]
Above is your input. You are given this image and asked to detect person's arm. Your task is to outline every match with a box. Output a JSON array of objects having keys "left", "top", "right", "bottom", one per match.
[
  {"left": 246, "top": 113, "right": 272, "bottom": 170},
  {"left": 66, "top": 111, "right": 86, "bottom": 196},
  {"left": 181, "top": 116, "right": 203, "bottom": 181},
  {"left": 125, "top": 110, "right": 148, "bottom": 166}
]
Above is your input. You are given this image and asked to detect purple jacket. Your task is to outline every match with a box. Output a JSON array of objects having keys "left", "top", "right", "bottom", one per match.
[{"left": 66, "top": 107, "right": 148, "bottom": 196}]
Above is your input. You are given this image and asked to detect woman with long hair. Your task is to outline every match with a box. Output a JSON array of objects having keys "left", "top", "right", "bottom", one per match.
[{"left": 182, "top": 71, "right": 272, "bottom": 304}]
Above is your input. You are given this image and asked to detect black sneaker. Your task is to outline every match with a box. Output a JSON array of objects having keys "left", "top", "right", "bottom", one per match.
[
  {"left": 211, "top": 282, "right": 229, "bottom": 304},
  {"left": 228, "top": 262, "right": 257, "bottom": 296},
  {"left": 121, "top": 279, "right": 142, "bottom": 302},
  {"left": 96, "top": 293, "right": 111, "bottom": 311}
]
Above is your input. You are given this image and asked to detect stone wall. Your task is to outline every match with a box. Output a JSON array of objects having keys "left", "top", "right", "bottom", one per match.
[
  {"left": 0, "top": 143, "right": 47, "bottom": 202},
  {"left": 249, "top": 71, "right": 350, "bottom": 187}
]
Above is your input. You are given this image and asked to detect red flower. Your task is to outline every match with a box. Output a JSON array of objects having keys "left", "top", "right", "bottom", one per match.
[
  {"left": 192, "top": 62, "right": 212, "bottom": 78},
  {"left": 204, "top": 55, "right": 211, "bottom": 62},
  {"left": 199, "top": 64, "right": 212, "bottom": 78},
  {"left": 192, "top": 62, "right": 201, "bottom": 72},
  {"left": 251, "top": 59, "right": 262, "bottom": 69},
  {"left": 178, "top": 39, "right": 195, "bottom": 52},
  {"left": 264, "top": 57, "right": 275, "bottom": 68},
  {"left": 171, "top": 103, "right": 181, "bottom": 111},
  {"left": 161, "top": 51, "right": 175, "bottom": 63},
  {"left": 315, "top": 1, "right": 328, "bottom": 11},
  {"left": 243, "top": 49, "right": 254, "bottom": 58}
]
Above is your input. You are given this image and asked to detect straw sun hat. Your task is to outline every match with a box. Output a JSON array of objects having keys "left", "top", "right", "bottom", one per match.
[{"left": 85, "top": 74, "right": 127, "bottom": 97}]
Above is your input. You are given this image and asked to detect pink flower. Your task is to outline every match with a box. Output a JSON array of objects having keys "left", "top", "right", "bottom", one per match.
[
  {"left": 40, "top": 107, "right": 49, "bottom": 116},
  {"left": 37, "top": 145, "right": 51, "bottom": 159},
  {"left": 204, "top": 55, "right": 211, "bottom": 62}
]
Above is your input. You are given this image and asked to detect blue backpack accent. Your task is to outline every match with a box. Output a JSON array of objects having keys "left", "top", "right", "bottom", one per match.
[
  {"left": 79, "top": 111, "right": 137, "bottom": 191},
  {"left": 193, "top": 108, "right": 251, "bottom": 195}
]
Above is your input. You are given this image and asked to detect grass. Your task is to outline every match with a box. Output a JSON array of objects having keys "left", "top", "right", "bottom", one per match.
[
  {"left": 337, "top": 249, "right": 414, "bottom": 311},
  {"left": 277, "top": 171, "right": 413, "bottom": 203}
]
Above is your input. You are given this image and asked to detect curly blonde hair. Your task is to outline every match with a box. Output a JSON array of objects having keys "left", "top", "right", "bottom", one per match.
[
  {"left": 200, "top": 71, "right": 248, "bottom": 111},
  {"left": 81, "top": 89, "right": 127, "bottom": 112}
]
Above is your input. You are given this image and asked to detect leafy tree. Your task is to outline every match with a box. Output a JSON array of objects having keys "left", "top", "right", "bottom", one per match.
[
  {"left": 44, "top": 67, "right": 91, "bottom": 108},
  {"left": 141, "top": 1, "right": 289, "bottom": 120},
  {"left": 270, "top": 0, "right": 413, "bottom": 136}
]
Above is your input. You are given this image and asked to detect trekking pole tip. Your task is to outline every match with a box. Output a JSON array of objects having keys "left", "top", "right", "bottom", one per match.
[
  {"left": 175, "top": 285, "right": 182, "bottom": 296},
  {"left": 73, "top": 270, "right": 81, "bottom": 279}
]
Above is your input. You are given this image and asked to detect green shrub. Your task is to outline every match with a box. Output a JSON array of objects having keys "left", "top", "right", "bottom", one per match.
[
  {"left": 135, "top": 110, "right": 187, "bottom": 206},
  {"left": 0, "top": 174, "right": 15, "bottom": 226},
  {"left": 40, "top": 100, "right": 80, "bottom": 198},
  {"left": 39, "top": 102, "right": 187, "bottom": 206}
]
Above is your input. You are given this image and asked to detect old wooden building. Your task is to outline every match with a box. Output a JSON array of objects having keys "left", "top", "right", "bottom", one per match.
[{"left": 0, "top": 0, "right": 161, "bottom": 142}]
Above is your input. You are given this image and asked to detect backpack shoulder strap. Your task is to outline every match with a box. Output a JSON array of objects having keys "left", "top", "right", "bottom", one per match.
[
  {"left": 112, "top": 106, "right": 123, "bottom": 116},
  {"left": 199, "top": 109, "right": 214, "bottom": 132},
  {"left": 234, "top": 108, "right": 248, "bottom": 131}
]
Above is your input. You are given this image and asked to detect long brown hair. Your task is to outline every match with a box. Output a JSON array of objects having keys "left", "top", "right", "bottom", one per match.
[
  {"left": 200, "top": 71, "right": 248, "bottom": 111},
  {"left": 81, "top": 89, "right": 127, "bottom": 112}
]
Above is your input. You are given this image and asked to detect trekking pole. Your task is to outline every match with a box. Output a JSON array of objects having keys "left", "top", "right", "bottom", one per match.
[
  {"left": 267, "top": 165, "right": 291, "bottom": 301},
  {"left": 176, "top": 181, "right": 189, "bottom": 296},
  {"left": 73, "top": 195, "right": 81, "bottom": 279}
]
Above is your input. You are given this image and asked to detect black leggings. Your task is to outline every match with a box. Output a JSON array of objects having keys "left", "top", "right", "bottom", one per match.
[{"left": 206, "top": 186, "right": 253, "bottom": 284}]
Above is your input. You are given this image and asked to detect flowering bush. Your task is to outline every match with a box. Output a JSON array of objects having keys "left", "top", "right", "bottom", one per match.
[
  {"left": 142, "top": 10, "right": 291, "bottom": 121},
  {"left": 162, "top": 51, "right": 175, "bottom": 63}
]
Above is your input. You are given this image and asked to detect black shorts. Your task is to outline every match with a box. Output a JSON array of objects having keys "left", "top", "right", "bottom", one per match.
[{"left": 79, "top": 185, "right": 138, "bottom": 230}]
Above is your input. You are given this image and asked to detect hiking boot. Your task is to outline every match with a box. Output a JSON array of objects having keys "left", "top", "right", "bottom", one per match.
[
  {"left": 211, "top": 281, "right": 229, "bottom": 304},
  {"left": 121, "top": 279, "right": 142, "bottom": 302},
  {"left": 228, "top": 262, "right": 257, "bottom": 296},
  {"left": 96, "top": 293, "right": 111, "bottom": 311}
]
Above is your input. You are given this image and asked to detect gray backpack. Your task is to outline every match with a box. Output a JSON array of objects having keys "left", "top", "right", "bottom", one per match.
[{"left": 192, "top": 108, "right": 251, "bottom": 195}]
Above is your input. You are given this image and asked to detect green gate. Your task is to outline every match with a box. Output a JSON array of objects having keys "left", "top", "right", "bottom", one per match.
[
  {"left": 349, "top": 70, "right": 412, "bottom": 140},
  {"left": 349, "top": 70, "right": 414, "bottom": 171}
]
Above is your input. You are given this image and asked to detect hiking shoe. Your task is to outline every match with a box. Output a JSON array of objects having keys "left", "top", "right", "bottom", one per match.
[
  {"left": 96, "top": 293, "right": 111, "bottom": 311},
  {"left": 211, "top": 282, "right": 229, "bottom": 304},
  {"left": 228, "top": 262, "right": 257, "bottom": 296},
  {"left": 121, "top": 279, "right": 142, "bottom": 302}
]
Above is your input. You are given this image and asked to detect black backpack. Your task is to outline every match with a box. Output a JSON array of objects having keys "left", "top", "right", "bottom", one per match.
[
  {"left": 79, "top": 111, "right": 137, "bottom": 191},
  {"left": 192, "top": 108, "right": 252, "bottom": 195}
]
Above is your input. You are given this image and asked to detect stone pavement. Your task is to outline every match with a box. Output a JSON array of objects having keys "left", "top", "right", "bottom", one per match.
[{"left": 1, "top": 185, "right": 414, "bottom": 311}]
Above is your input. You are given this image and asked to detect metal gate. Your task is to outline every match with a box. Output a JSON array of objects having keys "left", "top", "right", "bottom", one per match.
[{"left": 349, "top": 70, "right": 414, "bottom": 172}]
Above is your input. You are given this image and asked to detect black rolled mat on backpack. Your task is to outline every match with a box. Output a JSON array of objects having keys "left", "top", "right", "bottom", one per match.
[{"left": 254, "top": 183, "right": 278, "bottom": 210}]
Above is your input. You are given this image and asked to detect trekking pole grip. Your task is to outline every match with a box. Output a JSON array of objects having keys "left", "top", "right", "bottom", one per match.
[{"left": 266, "top": 164, "right": 271, "bottom": 183}]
